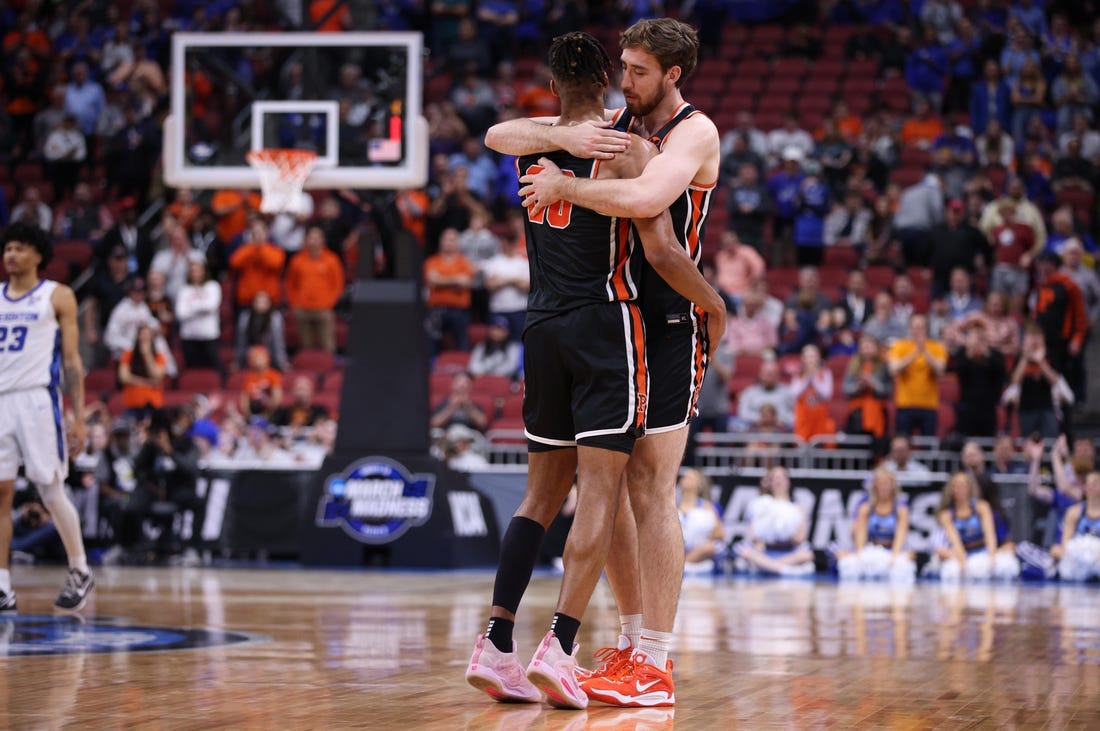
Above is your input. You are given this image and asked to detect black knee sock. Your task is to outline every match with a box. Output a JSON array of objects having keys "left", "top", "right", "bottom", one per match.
[
  {"left": 485, "top": 617, "right": 515, "bottom": 653},
  {"left": 490, "top": 516, "right": 546, "bottom": 614},
  {"left": 550, "top": 613, "right": 581, "bottom": 654}
]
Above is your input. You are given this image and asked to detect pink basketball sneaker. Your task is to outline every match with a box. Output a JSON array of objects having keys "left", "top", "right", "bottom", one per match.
[{"left": 465, "top": 634, "right": 542, "bottom": 703}]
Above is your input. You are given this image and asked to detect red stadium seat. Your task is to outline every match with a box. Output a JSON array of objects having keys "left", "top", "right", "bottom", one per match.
[
  {"left": 177, "top": 369, "right": 222, "bottom": 393},
  {"left": 322, "top": 371, "right": 343, "bottom": 394},
  {"left": 1055, "top": 186, "right": 1095, "bottom": 227},
  {"left": 292, "top": 349, "right": 336, "bottom": 372},
  {"left": 823, "top": 245, "right": 860, "bottom": 269},
  {"left": 434, "top": 350, "right": 470, "bottom": 375},
  {"left": 473, "top": 375, "right": 515, "bottom": 399},
  {"left": 85, "top": 367, "right": 118, "bottom": 397}
]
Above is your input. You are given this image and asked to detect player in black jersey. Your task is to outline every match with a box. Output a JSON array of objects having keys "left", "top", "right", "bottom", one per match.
[
  {"left": 489, "top": 18, "right": 723, "bottom": 706},
  {"left": 467, "top": 31, "right": 724, "bottom": 710}
]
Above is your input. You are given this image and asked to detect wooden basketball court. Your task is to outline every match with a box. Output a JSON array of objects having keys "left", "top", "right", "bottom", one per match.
[{"left": 2, "top": 566, "right": 1099, "bottom": 729}]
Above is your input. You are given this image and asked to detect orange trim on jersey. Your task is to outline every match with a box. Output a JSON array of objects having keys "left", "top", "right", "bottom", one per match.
[
  {"left": 628, "top": 303, "right": 648, "bottom": 432},
  {"left": 649, "top": 102, "right": 692, "bottom": 147},
  {"left": 609, "top": 217, "right": 633, "bottom": 299},
  {"left": 688, "top": 304, "right": 708, "bottom": 419},
  {"left": 685, "top": 188, "right": 709, "bottom": 260}
]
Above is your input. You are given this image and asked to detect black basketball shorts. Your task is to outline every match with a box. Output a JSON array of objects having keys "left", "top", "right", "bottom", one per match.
[
  {"left": 523, "top": 301, "right": 647, "bottom": 454},
  {"left": 643, "top": 304, "right": 709, "bottom": 433}
]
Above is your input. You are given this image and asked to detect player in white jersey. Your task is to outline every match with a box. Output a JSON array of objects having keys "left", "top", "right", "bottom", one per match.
[{"left": 0, "top": 222, "right": 94, "bottom": 613}]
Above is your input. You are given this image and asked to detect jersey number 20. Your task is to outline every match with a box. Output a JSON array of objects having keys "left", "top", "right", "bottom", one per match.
[
  {"left": 0, "top": 325, "right": 28, "bottom": 352},
  {"left": 524, "top": 166, "right": 575, "bottom": 228}
]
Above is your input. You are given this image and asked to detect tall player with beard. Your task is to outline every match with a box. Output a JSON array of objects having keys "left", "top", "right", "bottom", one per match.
[
  {"left": 466, "top": 31, "right": 724, "bottom": 709},
  {"left": 0, "top": 223, "right": 95, "bottom": 613},
  {"left": 488, "top": 18, "right": 722, "bottom": 706}
]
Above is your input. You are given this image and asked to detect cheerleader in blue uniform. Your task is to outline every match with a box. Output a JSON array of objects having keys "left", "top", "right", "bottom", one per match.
[
  {"left": 838, "top": 468, "right": 915, "bottom": 582},
  {"left": 934, "top": 472, "right": 1014, "bottom": 582},
  {"left": 1053, "top": 472, "right": 1100, "bottom": 581}
]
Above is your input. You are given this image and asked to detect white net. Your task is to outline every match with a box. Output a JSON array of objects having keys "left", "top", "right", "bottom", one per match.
[{"left": 246, "top": 149, "right": 318, "bottom": 214}]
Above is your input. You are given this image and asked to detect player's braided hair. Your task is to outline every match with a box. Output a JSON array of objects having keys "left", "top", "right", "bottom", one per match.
[{"left": 548, "top": 31, "right": 611, "bottom": 93}]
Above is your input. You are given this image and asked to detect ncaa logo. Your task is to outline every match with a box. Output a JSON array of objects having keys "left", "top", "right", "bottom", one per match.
[{"left": 317, "top": 457, "right": 436, "bottom": 544}]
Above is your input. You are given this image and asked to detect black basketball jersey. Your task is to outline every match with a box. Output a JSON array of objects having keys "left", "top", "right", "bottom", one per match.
[
  {"left": 617, "top": 103, "right": 715, "bottom": 334},
  {"left": 520, "top": 111, "right": 641, "bottom": 331}
]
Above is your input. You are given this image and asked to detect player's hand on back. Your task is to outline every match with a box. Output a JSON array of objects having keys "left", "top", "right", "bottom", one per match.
[
  {"left": 559, "top": 120, "right": 630, "bottom": 160},
  {"left": 519, "top": 157, "right": 567, "bottom": 217}
]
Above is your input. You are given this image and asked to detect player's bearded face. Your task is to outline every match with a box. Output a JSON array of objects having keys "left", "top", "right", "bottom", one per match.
[{"left": 620, "top": 49, "right": 669, "bottom": 118}]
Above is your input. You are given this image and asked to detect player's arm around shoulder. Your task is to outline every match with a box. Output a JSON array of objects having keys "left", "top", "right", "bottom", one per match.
[
  {"left": 485, "top": 111, "right": 630, "bottom": 158},
  {"left": 623, "top": 113, "right": 721, "bottom": 217},
  {"left": 52, "top": 283, "right": 86, "bottom": 448}
]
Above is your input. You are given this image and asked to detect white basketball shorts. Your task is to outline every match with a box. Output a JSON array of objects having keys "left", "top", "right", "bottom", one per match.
[{"left": 0, "top": 388, "right": 68, "bottom": 485}]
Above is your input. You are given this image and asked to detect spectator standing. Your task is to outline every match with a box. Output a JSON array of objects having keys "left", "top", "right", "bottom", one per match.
[
  {"left": 944, "top": 291, "right": 1021, "bottom": 357},
  {"left": 793, "top": 163, "right": 831, "bottom": 267},
  {"left": 285, "top": 226, "right": 345, "bottom": 353},
  {"left": 843, "top": 333, "right": 891, "bottom": 449},
  {"left": 888, "top": 314, "right": 947, "bottom": 437},
  {"left": 713, "top": 230, "right": 765, "bottom": 303},
  {"left": 790, "top": 344, "right": 835, "bottom": 441},
  {"left": 98, "top": 197, "right": 152, "bottom": 275},
  {"left": 1061, "top": 240, "right": 1100, "bottom": 324},
  {"left": 766, "top": 147, "right": 806, "bottom": 266},
  {"left": 1010, "top": 58, "right": 1046, "bottom": 143},
  {"left": 1031, "top": 251, "right": 1089, "bottom": 376},
  {"left": 149, "top": 225, "right": 192, "bottom": 301},
  {"left": 424, "top": 227, "right": 475, "bottom": 353},
  {"left": 235, "top": 291, "right": 289, "bottom": 372},
  {"left": 928, "top": 198, "right": 989, "bottom": 297},
  {"left": 1003, "top": 324, "right": 1073, "bottom": 440},
  {"left": 211, "top": 189, "right": 261, "bottom": 250},
  {"left": 949, "top": 325, "right": 1007, "bottom": 438},
  {"left": 229, "top": 218, "right": 286, "bottom": 309},
  {"left": 63, "top": 61, "right": 104, "bottom": 138},
  {"left": 1051, "top": 55, "right": 1098, "bottom": 133},
  {"left": 42, "top": 113, "right": 86, "bottom": 202},
  {"left": 726, "top": 162, "right": 770, "bottom": 250},
  {"left": 175, "top": 256, "right": 221, "bottom": 370},
  {"left": 969, "top": 60, "right": 1011, "bottom": 136},
  {"left": 892, "top": 173, "right": 944, "bottom": 268},
  {"left": 480, "top": 234, "right": 528, "bottom": 341}
]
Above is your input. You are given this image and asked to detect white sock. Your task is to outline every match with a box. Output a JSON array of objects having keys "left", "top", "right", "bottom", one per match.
[
  {"left": 620, "top": 613, "right": 643, "bottom": 648},
  {"left": 638, "top": 628, "right": 673, "bottom": 668},
  {"left": 0, "top": 568, "right": 10, "bottom": 593}
]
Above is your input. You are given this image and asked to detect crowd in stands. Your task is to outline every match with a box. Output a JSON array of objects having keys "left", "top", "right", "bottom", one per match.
[{"left": 5, "top": 1, "right": 1100, "bottom": 564}]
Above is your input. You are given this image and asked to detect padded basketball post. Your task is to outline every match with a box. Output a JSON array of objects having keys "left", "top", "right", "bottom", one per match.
[{"left": 334, "top": 262, "right": 430, "bottom": 454}]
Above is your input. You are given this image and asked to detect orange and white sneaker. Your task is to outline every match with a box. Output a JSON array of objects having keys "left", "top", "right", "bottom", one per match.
[
  {"left": 466, "top": 634, "right": 542, "bottom": 703},
  {"left": 580, "top": 651, "right": 675, "bottom": 707},
  {"left": 575, "top": 634, "right": 633, "bottom": 681},
  {"left": 525, "top": 631, "right": 588, "bottom": 710}
]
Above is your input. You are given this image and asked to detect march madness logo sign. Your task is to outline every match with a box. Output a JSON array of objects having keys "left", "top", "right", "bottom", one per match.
[{"left": 316, "top": 457, "right": 435, "bottom": 544}]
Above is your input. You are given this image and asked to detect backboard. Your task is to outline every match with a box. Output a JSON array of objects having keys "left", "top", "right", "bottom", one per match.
[{"left": 164, "top": 31, "right": 428, "bottom": 190}]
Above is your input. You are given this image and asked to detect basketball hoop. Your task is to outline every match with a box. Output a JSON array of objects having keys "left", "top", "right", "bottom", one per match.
[{"left": 246, "top": 148, "right": 318, "bottom": 214}]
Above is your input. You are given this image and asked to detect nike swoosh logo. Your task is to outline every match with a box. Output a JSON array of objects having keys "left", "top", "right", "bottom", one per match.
[{"left": 636, "top": 679, "right": 661, "bottom": 692}]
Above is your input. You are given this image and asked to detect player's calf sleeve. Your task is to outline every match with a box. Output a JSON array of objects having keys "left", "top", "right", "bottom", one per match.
[
  {"left": 36, "top": 479, "right": 88, "bottom": 574},
  {"left": 491, "top": 516, "right": 546, "bottom": 614}
]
